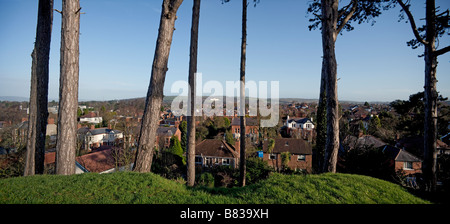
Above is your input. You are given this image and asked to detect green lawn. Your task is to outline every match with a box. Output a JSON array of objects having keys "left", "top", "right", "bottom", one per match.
[{"left": 0, "top": 172, "right": 429, "bottom": 204}]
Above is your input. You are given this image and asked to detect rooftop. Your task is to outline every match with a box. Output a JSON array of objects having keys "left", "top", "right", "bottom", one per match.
[
  {"left": 195, "top": 139, "right": 238, "bottom": 158},
  {"left": 263, "top": 138, "right": 312, "bottom": 155}
]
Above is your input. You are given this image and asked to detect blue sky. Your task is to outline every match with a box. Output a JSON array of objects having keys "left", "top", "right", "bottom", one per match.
[{"left": 0, "top": 0, "right": 449, "bottom": 102}]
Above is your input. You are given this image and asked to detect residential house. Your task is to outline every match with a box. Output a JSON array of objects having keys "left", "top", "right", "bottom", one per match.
[
  {"left": 11, "top": 121, "right": 28, "bottom": 148},
  {"left": 10, "top": 118, "right": 58, "bottom": 150},
  {"left": 80, "top": 111, "right": 103, "bottom": 124},
  {"left": 437, "top": 139, "right": 450, "bottom": 155},
  {"left": 285, "top": 116, "right": 314, "bottom": 130},
  {"left": 352, "top": 108, "right": 369, "bottom": 120},
  {"left": 46, "top": 118, "right": 57, "bottom": 136},
  {"left": 195, "top": 139, "right": 239, "bottom": 169},
  {"left": 262, "top": 138, "right": 312, "bottom": 172},
  {"left": 284, "top": 116, "right": 314, "bottom": 141},
  {"left": 381, "top": 145, "right": 422, "bottom": 176},
  {"left": 156, "top": 126, "right": 182, "bottom": 149},
  {"left": 342, "top": 135, "right": 387, "bottom": 151},
  {"left": 395, "top": 136, "right": 446, "bottom": 158},
  {"left": 230, "top": 117, "right": 259, "bottom": 142},
  {"left": 84, "top": 128, "right": 123, "bottom": 150},
  {"left": 159, "top": 115, "right": 184, "bottom": 128}
]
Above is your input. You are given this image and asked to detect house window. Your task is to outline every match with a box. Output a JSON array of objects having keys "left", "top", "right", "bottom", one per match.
[
  {"left": 195, "top": 157, "right": 202, "bottom": 164},
  {"left": 269, "top": 154, "right": 276, "bottom": 160},
  {"left": 403, "top": 162, "right": 413, "bottom": 170},
  {"left": 222, "top": 158, "right": 231, "bottom": 165},
  {"left": 205, "top": 157, "right": 213, "bottom": 167},
  {"left": 214, "top": 158, "right": 220, "bottom": 165},
  {"left": 297, "top": 155, "right": 306, "bottom": 161}
]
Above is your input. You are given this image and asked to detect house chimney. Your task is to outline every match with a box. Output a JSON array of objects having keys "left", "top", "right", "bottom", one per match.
[
  {"left": 48, "top": 118, "right": 55, "bottom": 125},
  {"left": 90, "top": 124, "right": 95, "bottom": 130},
  {"left": 77, "top": 123, "right": 82, "bottom": 129},
  {"left": 234, "top": 140, "right": 240, "bottom": 156}
]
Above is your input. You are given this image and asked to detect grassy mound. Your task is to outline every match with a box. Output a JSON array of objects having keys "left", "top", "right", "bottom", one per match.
[{"left": 0, "top": 172, "right": 429, "bottom": 204}]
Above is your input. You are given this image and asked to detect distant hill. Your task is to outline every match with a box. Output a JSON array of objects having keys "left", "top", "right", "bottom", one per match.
[
  {"left": 0, "top": 95, "right": 391, "bottom": 105},
  {"left": 0, "top": 96, "right": 29, "bottom": 102}
]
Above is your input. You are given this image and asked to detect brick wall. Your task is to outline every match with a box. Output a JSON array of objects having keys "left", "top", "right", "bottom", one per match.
[
  {"left": 394, "top": 161, "right": 422, "bottom": 175},
  {"left": 263, "top": 153, "right": 312, "bottom": 173}
]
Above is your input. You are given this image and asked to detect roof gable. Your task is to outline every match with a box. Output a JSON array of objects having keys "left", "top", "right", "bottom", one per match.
[
  {"left": 263, "top": 138, "right": 312, "bottom": 155},
  {"left": 343, "top": 135, "right": 387, "bottom": 150},
  {"left": 382, "top": 145, "right": 422, "bottom": 162},
  {"left": 231, "top": 117, "right": 258, "bottom": 127},
  {"left": 156, "top": 127, "right": 179, "bottom": 136},
  {"left": 195, "top": 139, "right": 238, "bottom": 158}
]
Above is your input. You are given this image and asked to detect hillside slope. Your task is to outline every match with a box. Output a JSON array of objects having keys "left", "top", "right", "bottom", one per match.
[{"left": 0, "top": 172, "right": 429, "bottom": 204}]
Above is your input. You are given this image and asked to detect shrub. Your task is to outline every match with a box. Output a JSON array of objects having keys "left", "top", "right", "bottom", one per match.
[
  {"left": 245, "top": 157, "right": 273, "bottom": 185},
  {"left": 197, "top": 172, "right": 214, "bottom": 188}
]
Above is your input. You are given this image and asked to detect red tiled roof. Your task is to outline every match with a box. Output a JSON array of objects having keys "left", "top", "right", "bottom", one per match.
[
  {"left": 195, "top": 139, "right": 238, "bottom": 158},
  {"left": 75, "top": 149, "right": 115, "bottom": 173},
  {"left": 81, "top": 111, "right": 98, "bottom": 118},
  {"left": 263, "top": 138, "right": 312, "bottom": 155}
]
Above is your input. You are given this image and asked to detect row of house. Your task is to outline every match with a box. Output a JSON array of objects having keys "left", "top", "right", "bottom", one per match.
[
  {"left": 18, "top": 102, "right": 428, "bottom": 183},
  {"left": 64, "top": 137, "right": 314, "bottom": 174},
  {"left": 42, "top": 133, "right": 428, "bottom": 180}
]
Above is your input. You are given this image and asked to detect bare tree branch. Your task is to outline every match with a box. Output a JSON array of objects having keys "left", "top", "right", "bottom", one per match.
[
  {"left": 338, "top": 1, "right": 352, "bottom": 19},
  {"left": 313, "top": 12, "right": 323, "bottom": 21},
  {"left": 75, "top": 7, "right": 82, "bottom": 14},
  {"left": 336, "top": 0, "right": 358, "bottom": 36},
  {"left": 397, "top": 0, "right": 429, "bottom": 46},
  {"left": 54, "top": 9, "right": 62, "bottom": 14},
  {"left": 434, "top": 45, "right": 450, "bottom": 57}
]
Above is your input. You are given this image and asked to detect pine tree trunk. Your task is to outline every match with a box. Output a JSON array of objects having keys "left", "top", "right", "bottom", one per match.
[
  {"left": 25, "top": 49, "right": 38, "bottom": 176},
  {"left": 133, "top": 0, "right": 183, "bottom": 173},
  {"left": 321, "top": 0, "right": 340, "bottom": 173},
  {"left": 314, "top": 59, "right": 326, "bottom": 173},
  {"left": 24, "top": 0, "right": 53, "bottom": 176},
  {"left": 423, "top": 0, "right": 438, "bottom": 192},
  {"left": 186, "top": 0, "right": 200, "bottom": 187},
  {"left": 239, "top": 0, "right": 247, "bottom": 187},
  {"left": 56, "top": 0, "right": 80, "bottom": 175}
]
